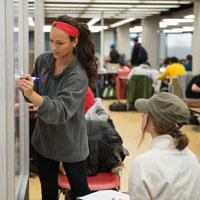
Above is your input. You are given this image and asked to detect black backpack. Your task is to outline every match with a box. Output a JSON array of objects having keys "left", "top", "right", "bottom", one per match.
[{"left": 109, "top": 102, "right": 127, "bottom": 111}]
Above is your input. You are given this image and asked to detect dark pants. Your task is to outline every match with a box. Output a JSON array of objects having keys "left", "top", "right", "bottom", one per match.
[{"left": 35, "top": 152, "right": 90, "bottom": 200}]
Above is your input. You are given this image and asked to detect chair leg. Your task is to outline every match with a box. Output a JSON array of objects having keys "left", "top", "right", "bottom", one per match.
[
  {"left": 64, "top": 190, "right": 72, "bottom": 200},
  {"left": 58, "top": 188, "right": 70, "bottom": 200}
]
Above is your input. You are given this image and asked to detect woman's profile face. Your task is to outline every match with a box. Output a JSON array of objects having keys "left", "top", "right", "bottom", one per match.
[{"left": 50, "top": 26, "right": 77, "bottom": 59}]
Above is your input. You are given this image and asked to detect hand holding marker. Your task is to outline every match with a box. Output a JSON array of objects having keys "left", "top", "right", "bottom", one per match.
[{"left": 15, "top": 74, "right": 40, "bottom": 82}]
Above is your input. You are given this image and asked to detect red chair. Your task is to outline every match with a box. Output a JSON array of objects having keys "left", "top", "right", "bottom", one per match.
[{"left": 58, "top": 172, "right": 120, "bottom": 199}]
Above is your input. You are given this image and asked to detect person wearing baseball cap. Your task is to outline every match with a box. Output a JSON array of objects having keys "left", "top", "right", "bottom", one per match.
[{"left": 129, "top": 92, "right": 200, "bottom": 200}]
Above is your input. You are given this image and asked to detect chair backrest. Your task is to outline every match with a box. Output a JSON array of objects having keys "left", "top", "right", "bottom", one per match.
[
  {"left": 169, "top": 74, "right": 193, "bottom": 99},
  {"left": 126, "top": 75, "right": 154, "bottom": 103},
  {"left": 169, "top": 77, "right": 184, "bottom": 98},
  {"left": 177, "top": 74, "right": 193, "bottom": 98}
]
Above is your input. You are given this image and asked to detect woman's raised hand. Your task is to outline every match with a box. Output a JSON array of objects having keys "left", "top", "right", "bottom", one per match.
[{"left": 18, "top": 74, "right": 34, "bottom": 99}]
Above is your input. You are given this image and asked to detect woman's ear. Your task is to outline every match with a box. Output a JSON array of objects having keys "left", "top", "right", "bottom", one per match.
[{"left": 72, "top": 38, "right": 78, "bottom": 48}]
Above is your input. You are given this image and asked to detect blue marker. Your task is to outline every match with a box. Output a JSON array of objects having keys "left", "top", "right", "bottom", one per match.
[
  {"left": 32, "top": 77, "right": 40, "bottom": 81},
  {"left": 15, "top": 74, "right": 40, "bottom": 81}
]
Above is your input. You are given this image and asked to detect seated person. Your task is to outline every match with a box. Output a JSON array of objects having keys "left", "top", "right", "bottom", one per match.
[
  {"left": 186, "top": 74, "right": 200, "bottom": 98},
  {"left": 184, "top": 54, "right": 192, "bottom": 72},
  {"left": 158, "top": 57, "right": 171, "bottom": 73},
  {"left": 128, "top": 62, "right": 158, "bottom": 87},
  {"left": 158, "top": 56, "right": 186, "bottom": 80},
  {"left": 115, "top": 61, "right": 131, "bottom": 99},
  {"left": 129, "top": 92, "right": 200, "bottom": 200}
]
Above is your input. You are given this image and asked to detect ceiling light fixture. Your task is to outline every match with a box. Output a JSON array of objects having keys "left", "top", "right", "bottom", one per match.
[
  {"left": 87, "top": 18, "right": 101, "bottom": 26},
  {"left": 110, "top": 17, "right": 135, "bottom": 28}
]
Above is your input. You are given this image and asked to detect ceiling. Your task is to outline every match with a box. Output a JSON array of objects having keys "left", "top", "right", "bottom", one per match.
[{"left": 28, "top": 0, "right": 193, "bottom": 28}]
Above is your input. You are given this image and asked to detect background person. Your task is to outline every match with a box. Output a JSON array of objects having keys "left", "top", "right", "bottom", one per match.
[
  {"left": 18, "top": 15, "right": 96, "bottom": 200},
  {"left": 129, "top": 92, "right": 200, "bottom": 200},
  {"left": 184, "top": 54, "right": 192, "bottom": 72},
  {"left": 127, "top": 62, "right": 158, "bottom": 88},
  {"left": 109, "top": 44, "right": 120, "bottom": 64},
  {"left": 186, "top": 74, "right": 200, "bottom": 98},
  {"left": 158, "top": 56, "right": 186, "bottom": 80},
  {"left": 130, "top": 37, "right": 148, "bottom": 67}
]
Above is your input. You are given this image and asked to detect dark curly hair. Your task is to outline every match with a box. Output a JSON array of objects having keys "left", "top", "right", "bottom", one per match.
[{"left": 55, "top": 15, "right": 97, "bottom": 85}]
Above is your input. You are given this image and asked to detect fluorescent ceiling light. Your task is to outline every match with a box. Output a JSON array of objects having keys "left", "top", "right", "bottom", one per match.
[
  {"left": 128, "top": 8, "right": 167, "bottom": 12},
  {"left": 159, "top": 24, "right": 167, "bottom": 28},
  {"left": 87, "top": 18, "right": 101, "bottom": 26},
  {"left": 110, "top": 18, "right": 135, "bottom": 28},
  {"left": 88, "top": 26, "right": 108, "bottom": 33},
  {"left": 143, "top": 0, "right": 191, "bottom": 3},
  {"left": 28, "top": 16, "right": 34, "bottom": 27},
  {"left": 43, "top": 7, "right": 122, "bottom": 12},
  {"left": 43, "top": 25, "right": 51, "bottom": 32},
  {"left": 163, "top": 29, "right": 183, "bottom": 33},
  {"left": 90, "top": 4, "right": 131, "bottom": 8},
  {"left": 163, "top": 26, "right": 194, "bottom": 33},
  {"left": 45, "top": 0, "right": 141, "bottom": 2},
  {"left": 14, "top": 27, "right": 19, "bottom": 32},
  {"left": 160, "top": 21, "right": 179, "bottom": 26},
  {"left": 184, "top": 15, "right": 195, "bottom": 19},
  {"left": 44, "top": 0, "right": 191, "bottom": 3},
  {"left": 162, "top": 18, "right": 194, "bottom": 23},
  {"left": 129, "top": 26, "right": 143, "bottom": 33},
  {"left": 133, "top": 5, "right": 179, "bottom": 8},
  {"left": 182, "top": 26, "right": 194, "bottom": 31},
  {"left": 45, "top": 4, "right": 88, "bottom": 7}
]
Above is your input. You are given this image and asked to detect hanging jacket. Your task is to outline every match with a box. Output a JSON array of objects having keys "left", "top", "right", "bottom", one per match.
[
  {"left": 86, "top": 120, "right": 129, "bottom": 176},
  {"left": 126, "top": 75, "right": 154, "bottom": 104}
]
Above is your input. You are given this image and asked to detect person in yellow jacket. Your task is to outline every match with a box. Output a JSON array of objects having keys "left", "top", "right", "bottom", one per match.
[{"left": 158, "top": 57, "right": 186, "bottom": 80}]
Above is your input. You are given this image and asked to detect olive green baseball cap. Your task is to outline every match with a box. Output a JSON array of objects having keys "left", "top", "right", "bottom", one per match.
[{"left": 135, "top": 92, "right": 190, "bottom": 128}]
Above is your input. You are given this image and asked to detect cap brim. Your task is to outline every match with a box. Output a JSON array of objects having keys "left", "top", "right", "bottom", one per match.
[{"left": 135, "top": 98, "right": 149, "bottom": 113}]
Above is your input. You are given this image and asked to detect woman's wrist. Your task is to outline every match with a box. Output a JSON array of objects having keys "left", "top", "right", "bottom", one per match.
[{"left": 29, "top": 91, "right": 43, "bottom": 107}]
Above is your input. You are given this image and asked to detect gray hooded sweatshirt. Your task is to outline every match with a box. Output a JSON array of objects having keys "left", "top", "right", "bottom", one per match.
[{"left": 31, "top": 52, "right": 89, "bottom": 162}]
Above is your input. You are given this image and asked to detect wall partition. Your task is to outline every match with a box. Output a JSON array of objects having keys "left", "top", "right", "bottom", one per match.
[{"left": 0, "top": 0, "right": 29, "bottom": 199}]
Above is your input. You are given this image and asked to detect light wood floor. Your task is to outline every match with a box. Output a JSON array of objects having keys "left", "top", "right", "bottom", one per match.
[{"left": 29, "top": 100, "right": 200, "bottom": 200}]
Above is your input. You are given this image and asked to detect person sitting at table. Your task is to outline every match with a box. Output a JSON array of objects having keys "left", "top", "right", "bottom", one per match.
[
  {"left": 158, "top": 56, "right": 186, "bottom": 80},
  {"left": 158, "top": 57, "right": 186, "bottom": 92},
  {"left": 128, "top": 62, "right": 158, "bottom": 88},
  {"left": 186, "top": 74, "right": 200, "bottom": 99},
  {"left": 184, "top": 54, "right": 192, "bottom": 72},
  {"left": 115, "top": 61, "right": 131, "bottom": 99},
  {"left": 129, "top": 92, "right": 200, "bottom": 200}
]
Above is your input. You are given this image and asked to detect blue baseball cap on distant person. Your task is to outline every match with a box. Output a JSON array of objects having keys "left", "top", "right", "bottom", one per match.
[{"left": 110, "top": 44, "right": 116, "bottom": 49}]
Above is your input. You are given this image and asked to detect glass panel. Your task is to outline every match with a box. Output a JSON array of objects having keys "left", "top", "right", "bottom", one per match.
[
  {"left": 166, "top": 33, "right": 192, "bottom": 59},
  {"left": 14, "top": 0, "right": 20, "bottom": 188}
]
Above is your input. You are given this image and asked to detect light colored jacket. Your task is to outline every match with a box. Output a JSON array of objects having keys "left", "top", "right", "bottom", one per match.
[
  {"left": 85, "top": 98, "right": 108, "bottom": 122},
  {"left": 129, "top": 135, "right": 200, "bottom": 200}
]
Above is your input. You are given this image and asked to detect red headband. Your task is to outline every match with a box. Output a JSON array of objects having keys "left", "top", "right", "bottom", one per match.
[{"left": 52, "top": 21, "right": 80, "bottom": 38}]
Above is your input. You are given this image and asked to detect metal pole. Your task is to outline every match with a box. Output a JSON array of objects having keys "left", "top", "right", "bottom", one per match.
[{"left": 100, "top": 11, "right": 104, "bottom": 70}]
